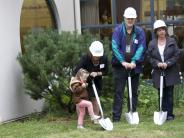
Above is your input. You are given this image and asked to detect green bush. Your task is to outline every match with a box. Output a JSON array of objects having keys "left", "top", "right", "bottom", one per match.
[
  {"left": 138, "top": 79, "right": 158, "bottom": 115},
  {"left": 174, "top": 83, "right": 184, "bottom": 107},
  {"left": 17, "top": 29, "right": 102, "bottom": 112},
  {"left": 17, "top": 29, "right": 114, "bottom": 113}
]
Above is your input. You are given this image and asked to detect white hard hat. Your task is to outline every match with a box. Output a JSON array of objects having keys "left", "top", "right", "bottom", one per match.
[
  {"left": 123, "top": 7, "right": 137, "bottom": 18},
  {"left": 89, "top": 41, "right": 104, "bottom": 57},
  {"left": 153, "top": 20, "right": 167, "bottom": 30}
]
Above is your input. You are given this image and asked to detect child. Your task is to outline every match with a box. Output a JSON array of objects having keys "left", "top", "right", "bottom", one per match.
[{"left": 70, "top": 68, "right": 100, "bottom": 129}]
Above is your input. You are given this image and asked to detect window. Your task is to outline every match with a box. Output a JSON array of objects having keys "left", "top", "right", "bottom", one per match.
[
  {"left": 154, "top": 0, "right": 184, "bottom": 47},
  {"left": 80, "top": 0, "right": 153, "bottom": 39},
  {"left": 20, "top": 0, "right": 56, "bottom": 52}
]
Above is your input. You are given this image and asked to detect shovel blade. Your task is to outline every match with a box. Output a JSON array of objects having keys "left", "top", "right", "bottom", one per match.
[
  {"left": 125, "top": 112, "right": 139, "bottom": 124},
  {"left": 98, "top": 118, "right": 113, "bottom": 131},
  {"left": 153, "top": 111, "right": 167, "bottom": 125}
]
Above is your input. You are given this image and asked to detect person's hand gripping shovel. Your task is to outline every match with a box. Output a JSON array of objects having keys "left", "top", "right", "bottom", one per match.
[
  {"left": 153, "top": 70, "right": 167, "bottom": 125},
  {"left": 125, "top": 69, "right": 139, "bottom": 125}
]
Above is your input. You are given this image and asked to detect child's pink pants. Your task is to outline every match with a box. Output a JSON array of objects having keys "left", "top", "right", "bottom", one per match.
[{"left": 76, "top": 100, "right": 95, "bottom": 125}]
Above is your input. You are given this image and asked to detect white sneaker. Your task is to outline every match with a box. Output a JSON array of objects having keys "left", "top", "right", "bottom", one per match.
[
  {"left": 77, "top": 125, "right": 85, "bottom": 129},
  {"left": 91, "top": 115, "right": 100, "bottom": 121},
  {"left": 93, "top": 119, "right": 99, "bottom": 124}
]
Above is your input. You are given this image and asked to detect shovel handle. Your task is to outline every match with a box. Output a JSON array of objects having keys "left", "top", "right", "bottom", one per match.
[
  {"left": 91, "top": 80, "right": 104, "bottom": 118},
  {"left": 159, "top": 73, "right": 164, "bottom": 111},
  {"left": 127, "top": 70, "right": 133, "bottom": 112}
]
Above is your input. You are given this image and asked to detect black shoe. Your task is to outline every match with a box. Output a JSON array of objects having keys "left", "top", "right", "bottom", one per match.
[
  {"left": 112, "top": 118, "right": 120, "bottom": 122},
  {"left": 167, "top": 115, "right": 175, "bottom": 121}
]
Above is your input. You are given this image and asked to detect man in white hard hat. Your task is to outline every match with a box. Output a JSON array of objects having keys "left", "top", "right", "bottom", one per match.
[
  {"left": 111, "top": 7, "right": 146, "bottom": 122},
  {"left": 73, "top": 41, "right": 109, "bottom": 123}
]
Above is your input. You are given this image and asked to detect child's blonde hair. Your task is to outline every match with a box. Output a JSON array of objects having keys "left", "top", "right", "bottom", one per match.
[
  {"left": 69, "top": 68, "right": 89, "bottom": 91},
  {"left": 75, "top": 68, "right": 89, "bottom": 81}
]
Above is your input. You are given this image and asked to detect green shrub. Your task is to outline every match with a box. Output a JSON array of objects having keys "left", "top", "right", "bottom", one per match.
[
  {"left": 17, "top": 29, "right": 102, "bottom": 112},
  {"left": 174, "top": 83, "right": 184, "bottom": 107},
  {"left": 138, "top": 79, "right": 158, "bottom": 115}
]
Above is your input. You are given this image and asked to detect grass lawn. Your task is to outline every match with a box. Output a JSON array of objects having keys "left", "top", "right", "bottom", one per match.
[{"left": 0, "top": 108, "right": 184, "bottom": 138}]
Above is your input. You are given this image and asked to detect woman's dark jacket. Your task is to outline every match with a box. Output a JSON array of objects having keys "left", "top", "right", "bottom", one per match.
[{"left": 147, "top": 37, "right": 180, "bottom": 88}]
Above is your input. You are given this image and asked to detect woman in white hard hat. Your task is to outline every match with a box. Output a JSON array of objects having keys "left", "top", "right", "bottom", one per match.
[
  {"left": 73, "top": 41, "right": 109, "bottom": 123},
  {"left": 111, "top": 7, "right": 146, "bottom": 122},
  {"left": 147, "top": 20, "right": 180, "bottom": 120}
]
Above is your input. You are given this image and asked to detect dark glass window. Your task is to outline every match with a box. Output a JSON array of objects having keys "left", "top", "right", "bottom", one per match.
[{"left": 20, "top": 0, "right": 56, "bottom": 52}]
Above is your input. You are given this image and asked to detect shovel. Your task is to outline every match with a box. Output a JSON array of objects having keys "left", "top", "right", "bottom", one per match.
[
  {"left": 91, "top": 80, "right": 113, "bottom": 131},
  {"left": 153, "top": 71, "right": 167, "bottom": 125},
  {"left": 125, "top": 71, "right": 139, "bottom": 124}
]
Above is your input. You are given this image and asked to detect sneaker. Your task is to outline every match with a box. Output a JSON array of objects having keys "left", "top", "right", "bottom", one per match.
[
  {"left": 112, "top": 119, "right": 120, "bottom": 122},
  {"left": 112, "top": 117, "right": 120, "bottom": 122},
  {"left": 167, "top": 115, "right": 175, "bottom": 121},
  {"left": 93, "top": 119, "right": 99, "bottom": 124},
  {"left": 91, "top": 115, "right": 100, "bottom": 121},
  {"left": 77, "top": 125, "right": 85, "bottom": 129}
]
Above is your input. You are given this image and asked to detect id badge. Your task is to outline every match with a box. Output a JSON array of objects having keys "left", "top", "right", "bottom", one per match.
[
  {"left": 134, "top": 39, "right": 138, "bottom": 44},
  {"left": 126, "top": 45, "right": 131, "bottom": 53},
  {"left": 100, "top": 64, "right": 105, "bottom": 69}
]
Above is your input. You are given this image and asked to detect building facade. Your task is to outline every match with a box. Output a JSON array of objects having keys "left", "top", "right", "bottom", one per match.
[
  {"left": 0, "top": 0, "right": 184, "bottom": 123},
  {"left": 0, "top": 0, "right": 80, "bottom": 123}
]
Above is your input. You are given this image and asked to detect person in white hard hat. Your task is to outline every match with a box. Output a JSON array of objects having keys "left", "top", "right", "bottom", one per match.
[
  {"left": 147, "top": 20, "right": 180, "bottom": 121},
  {"left": 73, "top": 41, "right": 109, "bottom": 123},
  {"left": 111, "top": 7, "right": 146, "bottom": 122}
]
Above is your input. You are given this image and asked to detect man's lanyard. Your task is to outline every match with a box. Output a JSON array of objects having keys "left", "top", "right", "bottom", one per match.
[{"left": 125, "top": 32, "right": 133, "bottom": 54}]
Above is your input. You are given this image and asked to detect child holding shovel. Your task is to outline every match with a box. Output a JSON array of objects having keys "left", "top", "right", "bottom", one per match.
[{"left": 70, "top": 68, "right": 100, "bottom": 129}]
